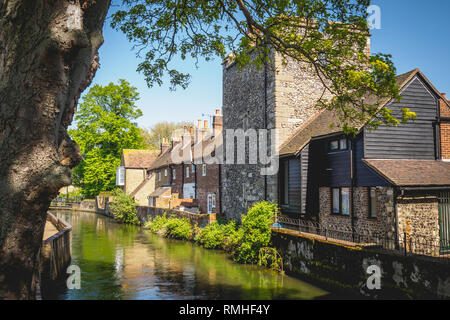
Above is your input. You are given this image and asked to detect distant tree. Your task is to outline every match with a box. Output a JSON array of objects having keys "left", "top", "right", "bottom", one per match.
[
  {"left": 69, "top": 80, "right": 146, "bottom": 198},
  {"left": 140, "top": 121, "right": 192, "bottom": 150}
]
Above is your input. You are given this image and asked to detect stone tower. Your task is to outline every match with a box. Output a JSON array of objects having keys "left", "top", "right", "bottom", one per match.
[{"left": 221, "top": 51, "right": 334, "bottom": 220}]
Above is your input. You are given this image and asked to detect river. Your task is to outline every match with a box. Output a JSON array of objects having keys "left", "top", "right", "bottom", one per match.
[{"left": 48, "top": 210, "right": 329, "bottom": 300}]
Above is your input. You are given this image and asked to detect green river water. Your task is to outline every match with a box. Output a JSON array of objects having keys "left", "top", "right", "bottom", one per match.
[{"left": 49, "top": 210, "right": 329, "bottom": 300}]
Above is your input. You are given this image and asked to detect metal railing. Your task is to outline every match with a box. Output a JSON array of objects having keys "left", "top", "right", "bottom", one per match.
[
  {"left": 50, "top": 196, "right": 82, "bottom": 207},
  {"left": 274, "top": 215, "right": 450, "bottom": 261}
]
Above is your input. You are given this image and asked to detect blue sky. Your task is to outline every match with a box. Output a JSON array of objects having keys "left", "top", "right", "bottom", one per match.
[{"left": 87, "top": 0, "right": 450, "bottom": 130}]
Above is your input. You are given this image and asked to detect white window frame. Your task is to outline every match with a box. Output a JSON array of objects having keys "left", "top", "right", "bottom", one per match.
[
  {"left": 116, "top": 166, "right": 125, "bottom": 186},
  {"left": 202, "top": 164, "right": 207, "bottom": 176},
  {"left": 173, "top": 168, "right": 176, "bottom": 180},
  {"left": 164, "top": 169, "right": 168, "bottom": 176},
  {"left": 186, "top": 166, "right": 190, "bottom": 178}
]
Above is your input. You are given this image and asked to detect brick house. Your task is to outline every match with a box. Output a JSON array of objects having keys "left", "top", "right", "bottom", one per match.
[
  {"left": 116, "top": 149, "right": 158, "bottom": 205},
  {"left": 147, "top": 138, "right": 178, "bottom": 208},
  {"left": 146, "top": 110, "right": 223, "bottom": 214},
  {"left": 278, "top": 69, "right": 450, "bottom": 253}
]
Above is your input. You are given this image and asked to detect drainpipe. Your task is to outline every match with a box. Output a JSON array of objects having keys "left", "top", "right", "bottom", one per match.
[
  {"left": 219, "top": 163, "right": 222, "bottom": 216},
  {"left": 394, "top": 187, "right": 400, "bottom": 250},
  {"left": 350, "top": 136, "right": 356, "bottom": 241},
  {"left": 194, "top": 163, "right": 197, "bottom": 199},
  {"left": 263, "top": 60, "right": 268, "bottom": 200}
]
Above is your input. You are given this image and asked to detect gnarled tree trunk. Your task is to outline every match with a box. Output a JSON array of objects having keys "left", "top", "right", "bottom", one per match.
[{"left": 0, "top": 0, "right": 110, "bottom": 299}]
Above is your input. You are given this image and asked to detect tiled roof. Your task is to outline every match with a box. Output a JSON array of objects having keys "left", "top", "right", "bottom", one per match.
[
  {"left": 149, "top": 186, "right": 171, "bottom": 198},
  {"left": 149, "top": 135, "right": 223, "bottom": 170},
  {"left": 122, "top": 149, "right": 159, "bottom": 168},
  {"left": 364, "top": 159, "right": 450, "bottom": 187},
  {"left": 278, "top": 69, "right": 425, "bottom": 156},
  {"left": 148, "top": 147, "right": 175, "bottom": 170}
]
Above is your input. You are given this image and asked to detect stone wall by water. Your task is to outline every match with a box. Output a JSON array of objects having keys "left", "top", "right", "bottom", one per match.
[
  {"left": 272, "top": 228, "right": 450, "bottom": 299},
  {"left": 38, "top": 212, "right": 72, "bottom": 299}
]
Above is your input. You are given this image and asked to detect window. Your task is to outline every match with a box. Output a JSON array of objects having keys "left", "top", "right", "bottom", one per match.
[
  {"left": 202, "top": 164, "right": 207, "bottom": 176},
  {"left": 329, "top": 137, "right": 348, "bottom": 152},
  {"left": 369, "top": 187, "right": 377, "bottom": 218},
  {"left": 332, "top": 188, "right": 340, "bottom": 214},
  {"left": 341, "top": 188, "right": 350, "bottom": 216},
  {"left": 158, "top": 171, "right": 161, "bottom": 181},
  {"left": 330, "top": 140, "right": 339, "bottom": 151},
  {"left": 192, "top": 165, "right": 195, "bottom": 173},
  {"left": 331, "top": 187, "right": 350, "bottom": 216},
  {"left": 186, "top": 166, "right": 190, "bottom": 178},
  {"left": 116, "top": 166, "right": 125, "bottom": 186},
  {"left": 207, "top": 194, "right": 216, "bottom": 213},
  {"left": 172, "top": 168, "right": 176, "bottom": 180},
  {"left": 164, "top": 169, "right": 168, "bottom": 177}
]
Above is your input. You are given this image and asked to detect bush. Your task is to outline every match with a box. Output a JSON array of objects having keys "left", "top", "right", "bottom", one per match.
[
  {"left": 145, "top": 213, "right": 192, "bottom": 240},
  {"left": 144, "top": 213, "right": 169, "bottom": 235},
  {"left": 109, "top": 189, "right": 140, "bottom": 225},
  {"left": 195, "top": 220, "right": 240, "bottom": 250},
  {"left": 234, "top": 201, "right": 278, "bottom": 264},
  {"left": 165, "top": 217, "right": 192, "bottom": 240}
]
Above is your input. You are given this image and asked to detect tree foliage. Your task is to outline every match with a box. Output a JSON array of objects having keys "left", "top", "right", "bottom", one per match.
[
  {"left": 112, "top": 0, "right": 415, "bottom": 133},
  {"left": 140, "top": 121, "right": 192, "bottom": 150},
  {"left": 110, "top": 189, "right": 140, "bottom": 225},
  {"left": 69, "top": 80, "right": 146, "bottom": 197}
]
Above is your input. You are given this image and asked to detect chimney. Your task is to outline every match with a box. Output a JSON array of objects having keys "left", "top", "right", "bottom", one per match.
[
  {"left": 197, "top": 120, "right": 202, "bottom": 128},
  {"left": 204, "top": 120, "right": 208, "bottom": 129},
  {"left": 213, "top": 109, "right": 223, "bottom": 137},
  {"left": 160, "top": 138, "right": 170, "bottom": 154}
]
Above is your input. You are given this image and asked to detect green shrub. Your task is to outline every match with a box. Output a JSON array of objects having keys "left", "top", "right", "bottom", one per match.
[
  {"left": 195, "top": 220, "right": 240, "bottom": 250},
  {"left": 144, "top": 213, "right": 169, "bottom": 235},
  {"left": 234, "top": 201, "right": 278, "bottom": 264},
  {"left": 195, "top": 222, "right": 224, "bottom": 249},
  {"left": 109, "top": 189, "right": 140, "bottom": 225},
  {"left": 145, "top": 213, "right": 192, "bottom": 240},
  {"left": 165, "top": 217, "right": 192, "bottom": 240}
]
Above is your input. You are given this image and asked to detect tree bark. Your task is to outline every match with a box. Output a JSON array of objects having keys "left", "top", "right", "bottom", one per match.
[{"left": 0, "top": 0, "right": 110, "bottom": 299}]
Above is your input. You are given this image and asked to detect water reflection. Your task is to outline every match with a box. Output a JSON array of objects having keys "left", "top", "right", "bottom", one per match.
[{"left": 49, "top": 210, "right": 328, "bottom": 300}]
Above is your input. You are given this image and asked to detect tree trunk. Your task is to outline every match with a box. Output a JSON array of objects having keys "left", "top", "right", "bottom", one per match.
[{"left": 0, "top": 0, "right": 110, "bottom": 299}]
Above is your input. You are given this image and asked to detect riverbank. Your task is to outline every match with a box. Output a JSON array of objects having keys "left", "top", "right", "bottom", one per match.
[
  {"left": 36, "top": 212, "right": 72, "bottom": 299},
  {"left": 47, "top": 209, "right": 328, "bottom": 300}
]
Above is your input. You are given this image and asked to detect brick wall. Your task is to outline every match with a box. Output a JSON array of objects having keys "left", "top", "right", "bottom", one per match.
[
  {"left": 441, "top": 122, "right": 450, "bottom": 160},
  {"left": 440, "top": 98, "right": 450, "bottom": 118},
  {"left": 318, "top": 186, "right": 396, "bottom": 237},
  {"left": 171, "top": 164, "right": 183, "bottom": 196},
  {"left": 196, "top": 163, "right": 220, "bottom": 214}
]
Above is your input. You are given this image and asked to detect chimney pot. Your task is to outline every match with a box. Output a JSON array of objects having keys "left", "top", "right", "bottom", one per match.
[
  {"left": 204, "top": 120, "right": 208, "bottom": 129},
  {"left": 197, "top": 120, "right": 202, "bottom": 128},
  {"left": 442, "top": 93, "right": 446, "bottom": 98},
  {"left": 215, "top": 109, "right": 220, "bottom": 115}
]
